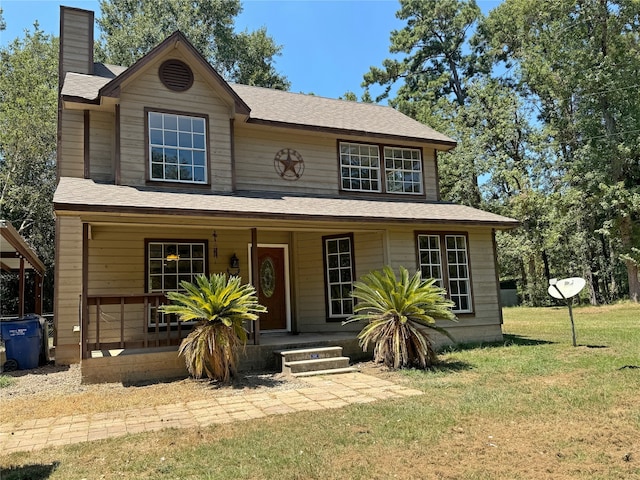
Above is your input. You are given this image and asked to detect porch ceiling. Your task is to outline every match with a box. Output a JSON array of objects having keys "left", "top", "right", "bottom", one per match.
[{"left": 54, "top": 177, "right": 519, "bottom": 228}]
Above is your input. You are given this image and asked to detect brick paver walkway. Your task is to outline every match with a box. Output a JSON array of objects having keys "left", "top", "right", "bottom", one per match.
[{"left": 0, "top": 372, "right": 422, "bottom": 454}]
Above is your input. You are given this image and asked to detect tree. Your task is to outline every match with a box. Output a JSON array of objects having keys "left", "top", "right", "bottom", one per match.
[
  {"left": 362, "top": 0, "right": 560, "bottom": 305},
  {"left": 159, "top": 274, "right": 266, "bottom": 381},
  {"left": 343, "top": 266, "right": 456, "bottom": 369},
  {"left": 96, "top": 0, "right": 290, "bottom": 89},
  {"left": 0, "top": 25, "right": 58, "bottom": 313},
  {"left": 481, "top": 0, "right": 640, "bottom": 302},
  {"left": 363, "top": 0, "right": 488, "bottom": 207}
]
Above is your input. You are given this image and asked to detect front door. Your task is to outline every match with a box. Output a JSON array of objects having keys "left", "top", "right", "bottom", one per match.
[{"left": 255, "top": 246, "right": 287, "bottom": 330}]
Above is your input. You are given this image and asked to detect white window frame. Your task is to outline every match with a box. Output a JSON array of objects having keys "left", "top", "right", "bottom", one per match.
[
  {"left": 384, "top": 146, "right": 423, "bottom": 194},
  {"left": 339, "top": 142, "right": 381, "bottom": 193},
  {"left": 147, "top": 241, "right": 207, "bottom": 327},
  {"left": 417, "top": 233, "right": 472, "bottom": 314},
  {"left": 323, "top": 234, "right": 355, "bottom": 319},
  {"left": 148, "top": 111, "right": 208, "bottom": 184},
  {"left": 339, "top": 141, "right": 424, "bottom": 195}
]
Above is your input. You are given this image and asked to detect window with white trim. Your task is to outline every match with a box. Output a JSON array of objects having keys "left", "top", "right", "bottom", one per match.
[
  {"left": 148, "top": 111, "right": 207, "bottom": 183},
  {"left": 323, "top": 235, "right": 355, "bottom": 318},
  {"left": 147, "top": 241, "right": 207, "bottom": 326},
  {"left": 417, "top": 233, "right": 472, "bottom": 313},
  {"left": 384, "top": 146, "right": 423, "bottom": 194},
  {"left": 340, "top": 142, "right": 381, "bottom": 192},
  {"left": 339, "top": 142, "right": 423, "bottom": 195}
]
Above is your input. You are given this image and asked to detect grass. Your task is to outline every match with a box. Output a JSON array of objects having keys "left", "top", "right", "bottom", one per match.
[
  {"left": 1, "top": 302, "right": 639, "bottom": 479},
  {"left": 0, "top": 375, "right": 16, "bottom": 388}
]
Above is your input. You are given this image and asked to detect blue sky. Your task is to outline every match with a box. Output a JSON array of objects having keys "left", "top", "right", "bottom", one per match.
[{"left": 1, "top": 0, "right": 502, "bottom": 101}]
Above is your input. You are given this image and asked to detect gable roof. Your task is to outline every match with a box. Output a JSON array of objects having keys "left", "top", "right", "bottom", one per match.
[
  {"left": 54, "top": 177, "right": 518, "bottom": 228},
  {"left": 60, "top": 31, "right": 455, "bottom": 147},
  {"left": 72, "top": 31, "right": 251, "bottom": 115}
]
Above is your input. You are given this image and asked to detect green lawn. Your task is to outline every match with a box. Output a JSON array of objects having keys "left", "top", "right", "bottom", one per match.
[{"left": 1, "top": 302, "right": 639, "bottom": 479}]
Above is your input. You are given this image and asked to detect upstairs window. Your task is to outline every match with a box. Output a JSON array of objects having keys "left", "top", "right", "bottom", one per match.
[
  {"left": 147, "top": 110, "right": 207, "bottom": 184},
  {"left": 339, "top": 142, "right": 423, "bottom": 195},
  {"left": 340, "top": 142, "right": 381, "bottom": 192},
  {"left": 384, "top": 146, "right": 423, "bottom": 194}
]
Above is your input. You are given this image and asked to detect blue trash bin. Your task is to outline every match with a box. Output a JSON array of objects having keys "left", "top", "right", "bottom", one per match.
[{"left": 0, "top": 316, "right": 43, "bottom": 370}]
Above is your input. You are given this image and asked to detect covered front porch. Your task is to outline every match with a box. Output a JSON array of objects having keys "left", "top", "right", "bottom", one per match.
[{"left": 71, "top": 215, "right": 381, "bottom": 382}]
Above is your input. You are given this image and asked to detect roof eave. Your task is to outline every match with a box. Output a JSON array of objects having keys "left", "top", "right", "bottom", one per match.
[
  {"left": 0, "top": 220, "right": 46, "bottom": 274},
  {"left": 245, "top": 118, "right": 457, "bottom": 150},
  {"left": 53, "top": 202, "right": 517, "bottom": 228}
]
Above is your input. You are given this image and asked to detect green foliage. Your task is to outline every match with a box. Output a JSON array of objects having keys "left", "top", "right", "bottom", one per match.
[
  {"left": 481, "top": 0, "right": 640, "bottom": 302},
  {"left": 96, "top": 0, "right": 290, "bottom": 89},
  {"left": 0, "top": 25, "right": 58, "bottom": 313},
  {"left": 159, "top": 274, "right": 266, "bottom": 381},
  {"left": 0, "top": 375, "right": 16, "bottom": 388},
  {"left": 344, "top": 266, "right": 456, "bottom": 369},
  {"left": 366, "top": 0, "right": 640, "bottom": 304}
]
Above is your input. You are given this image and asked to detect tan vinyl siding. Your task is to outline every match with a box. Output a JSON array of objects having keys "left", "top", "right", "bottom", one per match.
[
  {"left": 294, "top": 232, "right": 328, "bottom": 331},
  {"left": 86, "top": 225, "right": 241, "bottom": 295},
  {"left": 234, "top": 124, "right": 440, "bottom": 201},
  {"left": 54, "top": 216, "right": 83, "bottom": 364},
  {"left": 118, "top": 51, "right": 233, "bottom": 191},
  {"left": 85, "top": 225, "right": 247, "bottom": 346},
  {"left": 58, "top": 110, "right": 84, "bottom": 178},
  {"left": 465, "top": 229, "right": 501, "bottom": 326},
  {"left": 83, "top": 226, "right": 297, "bottom": 345},
  {"left": 60, "top": 8, "right": 92, "bottom": 75},
  {"left": 354, "top": 231, "right": 385, "bottom": 277},
  {"left": 293, "top": 231, "right": 384, "bottom": 333},
  {"left": 89, "top": 110, "right": 114, "bottom": 182},
  {"left": 423, "top": 149, "right": 438, "bottom": 200},
  {"left": 234, "top": 126, "right": 338, "bottom": 195}
]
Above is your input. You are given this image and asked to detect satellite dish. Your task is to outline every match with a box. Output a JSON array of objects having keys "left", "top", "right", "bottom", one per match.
[
  {"left": 548, "top": 277, "right": 586, "bottom": 300},
  {"left": 548, "top": 277, "right": 586, "bottom": 347}
]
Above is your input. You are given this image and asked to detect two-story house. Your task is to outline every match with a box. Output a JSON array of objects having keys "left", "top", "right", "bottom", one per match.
[{"left": 53, "top": 6, "right": 518, "bottom": 383}]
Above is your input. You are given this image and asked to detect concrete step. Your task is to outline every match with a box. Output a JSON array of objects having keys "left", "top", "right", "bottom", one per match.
[
  {"left": 291, "top": 366, "right": 360, "bottom": 377},
  {"left": 284, "top": 356, "right": 351, "bottom": 375},
  {"left": 278, "top": 346, "right": 343, "bottom": 363}
]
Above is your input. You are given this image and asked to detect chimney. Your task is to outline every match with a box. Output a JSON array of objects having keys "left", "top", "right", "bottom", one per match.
[{"left": 59, "top": 6, "right": 94, "bottom": 85}]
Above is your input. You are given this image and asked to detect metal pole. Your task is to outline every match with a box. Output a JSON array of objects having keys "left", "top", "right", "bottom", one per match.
[
  {"left": 552, "top": 284, "right": 577, "bottom": 347},
  {"left": 567, "top": 298, "right": 577, "bottom": 347}
]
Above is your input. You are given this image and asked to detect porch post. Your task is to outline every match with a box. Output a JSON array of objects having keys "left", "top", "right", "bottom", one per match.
[
  {"left": 81, "top": 222, "right": 89, "bottom": 359},
  {"left": 251, "top": 227, "right": 260, "bottom": 345},
  {"left": 18, "top": 257, "right": 25, "bottom": 317},
  {"left": 35, "top": 272, "right": 43, "bottom": 315}
]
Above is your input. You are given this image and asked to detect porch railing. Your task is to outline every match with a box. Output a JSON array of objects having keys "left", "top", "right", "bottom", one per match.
[
  {"left": 81, "top": 292, "right": 261, "bottom": 359},
  {"left": 81, "top": 293, "right": 190, "bottom": 358}
]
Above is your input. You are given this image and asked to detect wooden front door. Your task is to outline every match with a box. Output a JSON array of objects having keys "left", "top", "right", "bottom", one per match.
[{"left": 255, "top": 247, "right": 287, "bottom": 330}]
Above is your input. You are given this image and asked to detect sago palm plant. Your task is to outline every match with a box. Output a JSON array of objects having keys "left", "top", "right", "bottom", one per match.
[
  {"left": 343, "top": 266, "right": 456, "bottom": 369},
  {"left": 159, "top": 273, "right": 266, "bottom": 382}
]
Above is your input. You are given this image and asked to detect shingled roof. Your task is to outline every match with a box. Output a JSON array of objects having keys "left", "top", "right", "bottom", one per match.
[
  {"left": 54, "top": 178, "right": 518, "bottom": 228},
  {"left": 61, "top": 51, "right": 455, "bottom": 147},
  {"left": 231, "top": 84, "right": 455, "bottom": 146}
]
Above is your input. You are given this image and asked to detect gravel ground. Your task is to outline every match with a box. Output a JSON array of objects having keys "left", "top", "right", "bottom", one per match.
[{"left": 0, "top": 362, "right": 313, "bottom": 402}]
